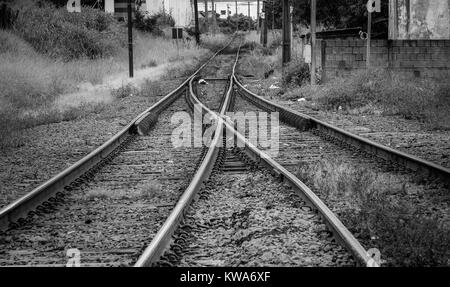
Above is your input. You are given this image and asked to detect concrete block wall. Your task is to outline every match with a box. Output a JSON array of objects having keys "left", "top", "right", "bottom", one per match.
[{"left": 318, "top": 39, "right": 450, "bottom": 79}]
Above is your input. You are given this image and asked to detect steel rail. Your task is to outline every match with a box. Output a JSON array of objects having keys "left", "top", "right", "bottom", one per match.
[
  {"left": 134, "top": 72, "right": 234, "bottom": 267},
  {"left": 190, "top": 71, "right": 376, "bottom": 267},
  {"left": 0, "top": 40, "right": 235, "bottom": 232},
  {"left": 233, "top": 75, "right": 450, "bottom": 183},
  {"left": 189, "top": 86, "right": 377, "bottom": 267},
  {"left": 134, "top": 44, "right": 242, "bottom": 267},
  {"left": 218, "top": 119, "right": 376, "bottom": 267},
  {"left": 135, "top": 43, "right": 377, "bottom": 267}
]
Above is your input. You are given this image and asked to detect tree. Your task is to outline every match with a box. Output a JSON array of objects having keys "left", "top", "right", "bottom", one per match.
[
  {"left": 265, "top": 0, "right": 282, "bottom": 29},
  {"left": 268, "top": 0, "right": 388, "bottom": 35},
  {"left": 297, "top": 0, "right": 388, "bottom": 29}
]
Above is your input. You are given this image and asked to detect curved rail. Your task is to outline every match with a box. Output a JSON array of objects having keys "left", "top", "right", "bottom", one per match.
[
  {"left": 135, "top": 43, "right": 377, "bottom": 267},
  {"left": 233, "top": 75, "right": 450, "bottom": 183},
  {"left": 134, "top": 72, "right": 234, "bottom": 267},
  {"left": 134, "top": 44, "right": 242, "bottom": 267},
  {"left": 0, "top": 40, "right": 235, "bottom": 232}
]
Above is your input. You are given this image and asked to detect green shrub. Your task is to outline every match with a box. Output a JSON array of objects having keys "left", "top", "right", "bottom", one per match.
[
  {"left": 0, "top": 4, "right": 209, "bottom": 144},
  {"left": 283, "top": 60, "right": 310, "bottom": 87},
  {"left": 134, "top": 9, "right": 175, "bottom": 35},
  {"left": 14, "top": 4, "right": 126, "bottom": 60},
  {"left": 218, "top": 14, "right": 255, "bottom": 32}
]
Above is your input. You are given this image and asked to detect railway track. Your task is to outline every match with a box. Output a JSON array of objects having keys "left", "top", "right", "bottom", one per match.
[
  {"left": 1, "top": 35, "right": 448, "bottom": 267},
  {"left": 135, "top": 43, "right": 449, "bottom": 267},
  {"left": 232, "top": 79, "right": 450, "bottom": 215},
  {"left": 0, "top": 38, "right": 241, "bottom": 266},
  {"left": 135, "top": 45, "right": 376, "bottom": 267},
  {"left": 0, "top": 97, "right": 204, "bottom": 266}
]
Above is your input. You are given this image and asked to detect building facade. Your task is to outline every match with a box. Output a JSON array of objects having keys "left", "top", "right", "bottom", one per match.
[
  {"left": 389, "top": 0, "right": 450, "bottom": 39},
  {"left": 104, "top": 1, "right": 260, "bottom": 27},
  {"left": 198, "top": 1, "right": 260, "bottom": 20},
  {"left": 146, "top": 0, "right": 193, "bottom": 27}
]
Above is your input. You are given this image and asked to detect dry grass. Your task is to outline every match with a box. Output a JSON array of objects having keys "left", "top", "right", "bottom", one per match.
[
  {"left": 111, "top": 83, "right": 139, "bottom": 99},
  {"left": 139, "top": 180, "right": 163, "bottom": 200},
  {"left": 238, "top": 31, "right": 308, "bottom": 81},
  {"left": 244, "top": 30, "right": 283, "bottom": 50},
  {"left": 0, "top": 28, "right": 208, "bottom": 149},
  {"left": 139, "top": 80, "right": 163, "bottom": 98},
  {"left": 85, "top": 180, "right": 162, "bottom": 201},
  {"left": 297, "top": 159, "right": 450, "bottom": 266},
  {"left": 200, "top": 33, "right": 230, "bottom": 51},
  {"left": 286, "top": 69, "right": 450, "bottom": 130}
]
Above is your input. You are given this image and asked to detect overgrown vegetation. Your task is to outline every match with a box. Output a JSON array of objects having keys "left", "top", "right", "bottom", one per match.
[
  {"left": 200, "top": 33, "right": 230, "bottom": 51},
  {"left": 266, "top": 0, "right": 388, "bottom": 35},
  {"left": 292, "top": 69, "right": 450, "bottom": 129},
  {"left": 0, "top": 2, "right": 208, "bottom": 149},
  {"left": 85, "top": 179, "right": 162, "bottom": 200},
  {"left": 283, "top": 59, "right": 311, "bottom": 87},
  {"left": 134, "top": 9, "right": 175, "bottom": 35},
  {"left": 15, "top": 4, "right": 125, "bottom": 60},
  {"left": 111, "top": 80, "right": 163, "bottom": 100},
  {"left": 218, "top": 14, "right": 255, "bottom": 33},
  {"left": 297, "top": 159, "right": 450, "bottom": 266}
]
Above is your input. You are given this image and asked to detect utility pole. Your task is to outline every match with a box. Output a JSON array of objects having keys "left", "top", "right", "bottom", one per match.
[
  {"left": 193, "top": 0, "right": 200, "bottom": 44},
  {"left": 290, "top": 4, "right": 293, "bottom": 50},
  {"left": 271, "top": 0, "right": 274, "bottom": 30},
  {"left": 311, "top": 0, "right": 317, "bottom": 85},
  {"left": 282, "top": 0, "right": 291, "bottom": 64},
  {"left": 212, "top": 0, "right": 216, "bottom": 35},
  {"left": 248, "top": 1, "right": 251, "bottom": 31},
  {"left": 261, "top": 0, "right": 268, "bottom": 47},
  {"left": 235, "top": 0, "right": 238, "bottom": 15},
  {"left": 367, "top": 10, "right": 372, "bottom": 68},
  {"left": 366, "top": 0, "right": 381, "bottom": 68},
  {"left": 257, "top": 0, "right": 260, "bottom": 33},
  {"left": 127, "top": 0, "right": 133, "bottom": 78},
  {"left": 204, "top": 1, "right": 208, "bottom": 33}
]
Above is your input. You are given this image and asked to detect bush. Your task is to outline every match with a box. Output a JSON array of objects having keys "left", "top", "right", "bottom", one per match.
[
  {"left": 237, "top": 47, "right": 281, "bottom": 79},
  {"left": 218, "top": 14, "right": 255, "bottom": 32},
  {"left": 283, "top": 60, "right": 310, "bottom": 87},
  {"left": 0, "top": 5, "right": 209, "bottom": 144},
  {"left": 134, "top": 9, "right": 175, "bottom": 35},
  {"left": 14, "top": 4, "right": 126, "bottom": 60}
]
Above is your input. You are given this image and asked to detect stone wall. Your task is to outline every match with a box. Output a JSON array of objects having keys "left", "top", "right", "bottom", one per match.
[{"left": 318, "top": 39, "right": 450, "bottom": 79}]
